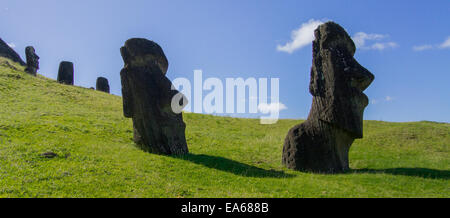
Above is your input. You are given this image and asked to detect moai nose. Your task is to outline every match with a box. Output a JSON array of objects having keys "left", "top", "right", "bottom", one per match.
[{"left": 350, "top": 61, "right": 374, "bottom": 91}]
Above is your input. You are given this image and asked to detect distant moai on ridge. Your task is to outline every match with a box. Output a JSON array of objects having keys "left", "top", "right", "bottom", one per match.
[
  {"left": 282, "top": 22, "right": 374, "bottom": 173},
  {"left": 96, "top": 77, "right": 110, "bottom": 93},
  {"left": 25, "top": 46, "right": 39, "bottom": 76},
  {"left": 57, "top": 61, "right": 74, "bottom": 85},
  {"left": 120, "top": 38, "right": 189, "bottom": 155}
]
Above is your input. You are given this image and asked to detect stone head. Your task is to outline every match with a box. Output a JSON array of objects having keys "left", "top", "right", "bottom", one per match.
[
  {"left": 120, "top": 38, "right": 169, "bottom": 75},
  {"left": 309, "top": 22, "right": 374, "bottom": 138},
  {"left": 25, "top": 46, "right": 35, "bottom": 55},
  {"left": 25, "top": 46, "right": 39, "bottom": 67}
]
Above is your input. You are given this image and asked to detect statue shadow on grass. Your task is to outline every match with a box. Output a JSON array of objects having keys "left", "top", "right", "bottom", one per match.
[
  {"left": 174, "top": 154, "right": 294, "bottom": 178},
  {"left": 350, "top": 168, "right": 450, "bottom": 180}
]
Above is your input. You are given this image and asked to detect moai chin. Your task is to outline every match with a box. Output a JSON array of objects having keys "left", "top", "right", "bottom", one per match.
[
  {"left": 25, "top": 46, "right": 39, "bottom": 76},
  {"left": 282, "top": 22, "right": 375, "bottom": 173},
  {"left": 57, "top": 61, "right": 74, "bottom": 85},
  {"left": 120, "top": 38, "right": 189, "bottom": 155}
]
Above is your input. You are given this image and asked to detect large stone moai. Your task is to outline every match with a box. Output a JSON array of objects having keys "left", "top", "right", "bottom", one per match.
[
  {"left": 96, "top": 77, "right": 110, "bottom": 93},
  {"left": 25, "top": 46, "right": 39, "bottom": 76},
  {"left": 120, "top": 38, "right": 189, "bottom": 155},
  {"left": 57, "top": 61, "right": 74, "bottom": 85},
  {"left": 282, "top": 22, "right": 374, "bottom": 173}
]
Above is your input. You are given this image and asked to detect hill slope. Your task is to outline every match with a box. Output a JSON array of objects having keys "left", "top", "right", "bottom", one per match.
[{"left": 0, "top": 57, "right": 449, "bottom": 197}]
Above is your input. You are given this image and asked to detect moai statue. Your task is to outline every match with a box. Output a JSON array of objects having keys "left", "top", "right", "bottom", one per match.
[
  {"left": 96, "top": 77, "right": 110, "bottom": 93},
  {"left": 282, "top": 22, "right": 375, "bottom": 173},
  {"left": 57, "top": 61, "right": 74, "bottom": 85},
  {"left": 120, "top": 38, "right": 189, "bottom": 155},
  {"left": 25, "top": 46, "right": 39, "bottom": 76}
]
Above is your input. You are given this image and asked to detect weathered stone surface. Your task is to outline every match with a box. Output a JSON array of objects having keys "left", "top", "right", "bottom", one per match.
[
  {"left": 120, "top": 38, "right": 188, "bottom": 155},
  {"left": 25, "top": 46, "right": 39, "bottom": 76},
  {"left": 121, "top": 38, "right": 169, "bottom": 75},
  {"left": 96, "top": 77, "right": 110, "bottom": 93},
  {"left": 282, "top": 22, "right": 374, "bottom": 173},
  {"left": 0, "top": 38, "right": 26, "bottom": 66},
  {"left": 57, "top": 61, "right": 74, "bottom": 85}
]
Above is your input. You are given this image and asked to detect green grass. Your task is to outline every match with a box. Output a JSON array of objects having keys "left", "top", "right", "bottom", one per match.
[{"left": 0, "top": 57, "right": 449, "bottom": 197}]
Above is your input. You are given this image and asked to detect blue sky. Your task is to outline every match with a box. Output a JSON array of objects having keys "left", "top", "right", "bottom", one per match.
[{"left": 1, "top": 0, "right": 449, "bottom": 122}]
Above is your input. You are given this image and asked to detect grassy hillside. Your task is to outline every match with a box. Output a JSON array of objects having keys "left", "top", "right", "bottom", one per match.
[{"left": 0, "top": 57, "right": 449, "bottom": 197}]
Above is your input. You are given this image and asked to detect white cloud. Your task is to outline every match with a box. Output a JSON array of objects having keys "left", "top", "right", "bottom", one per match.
[
  {"left": 413, "top": 36, "right": 450, "bottom": 51},
  {"left": 277, "top": 19, "right": 325, "bottom": 54},
  {"left": 371, "top": 96, "right": 395, "bottom": 104},
  {"left": 7, "top": 42, "right": 16, "bottom": 48},
  {"left": 352, "top": 32, "right": 386, "bottom": 48},
  {"left": 352, "top": 32, "right": 397, "bottom": 50},
  {"left": 370, "top": 42, "right": 398, "bottom": 50},
  {"left": 439, "top": 36, "right": 450, "bottom": 49},
  {"left": 278, "top": 22, "right": 398, "bottom": 53},
  {"left": 258, "top": 102, "right": 287, "bottom": 114},
  {"left": 413, "top": 44, "right": 433, "bottom": 51}
]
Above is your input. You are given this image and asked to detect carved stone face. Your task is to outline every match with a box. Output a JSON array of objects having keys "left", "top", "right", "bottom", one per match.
[
  {"left": 25, "top": 46, "right": 39, "bottom": 69},
  {"left": 120, "top": 38, "right": 169, "bottom": 74},
  {"left": 309, "top": 22, "right": 374, "bottom": 138}
]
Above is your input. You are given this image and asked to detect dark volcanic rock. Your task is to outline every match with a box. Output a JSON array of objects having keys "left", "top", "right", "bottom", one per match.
[
  {"left": 0, "top": 38, "right": 26, "bottom": 66},
  {"left": 41, "top": 152, "right": 57, "bottom": 158},
  {"left": 121, "top": 37, "right": 169, "bottom": 75},
  {"left": 96, "top": 77, "right": 110, "bottom": 93},
  {"left": 25, "top": 46, "right": 39, "bottom": 76},
  {"left": 120, "top": 38, "right": 188, "bottom": 155},
  {"left": 57, "top": 61, "right": 74, "bottom": 85},
  {"left": 282, "top": 22, "right": 375, "bottom": 173}
]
